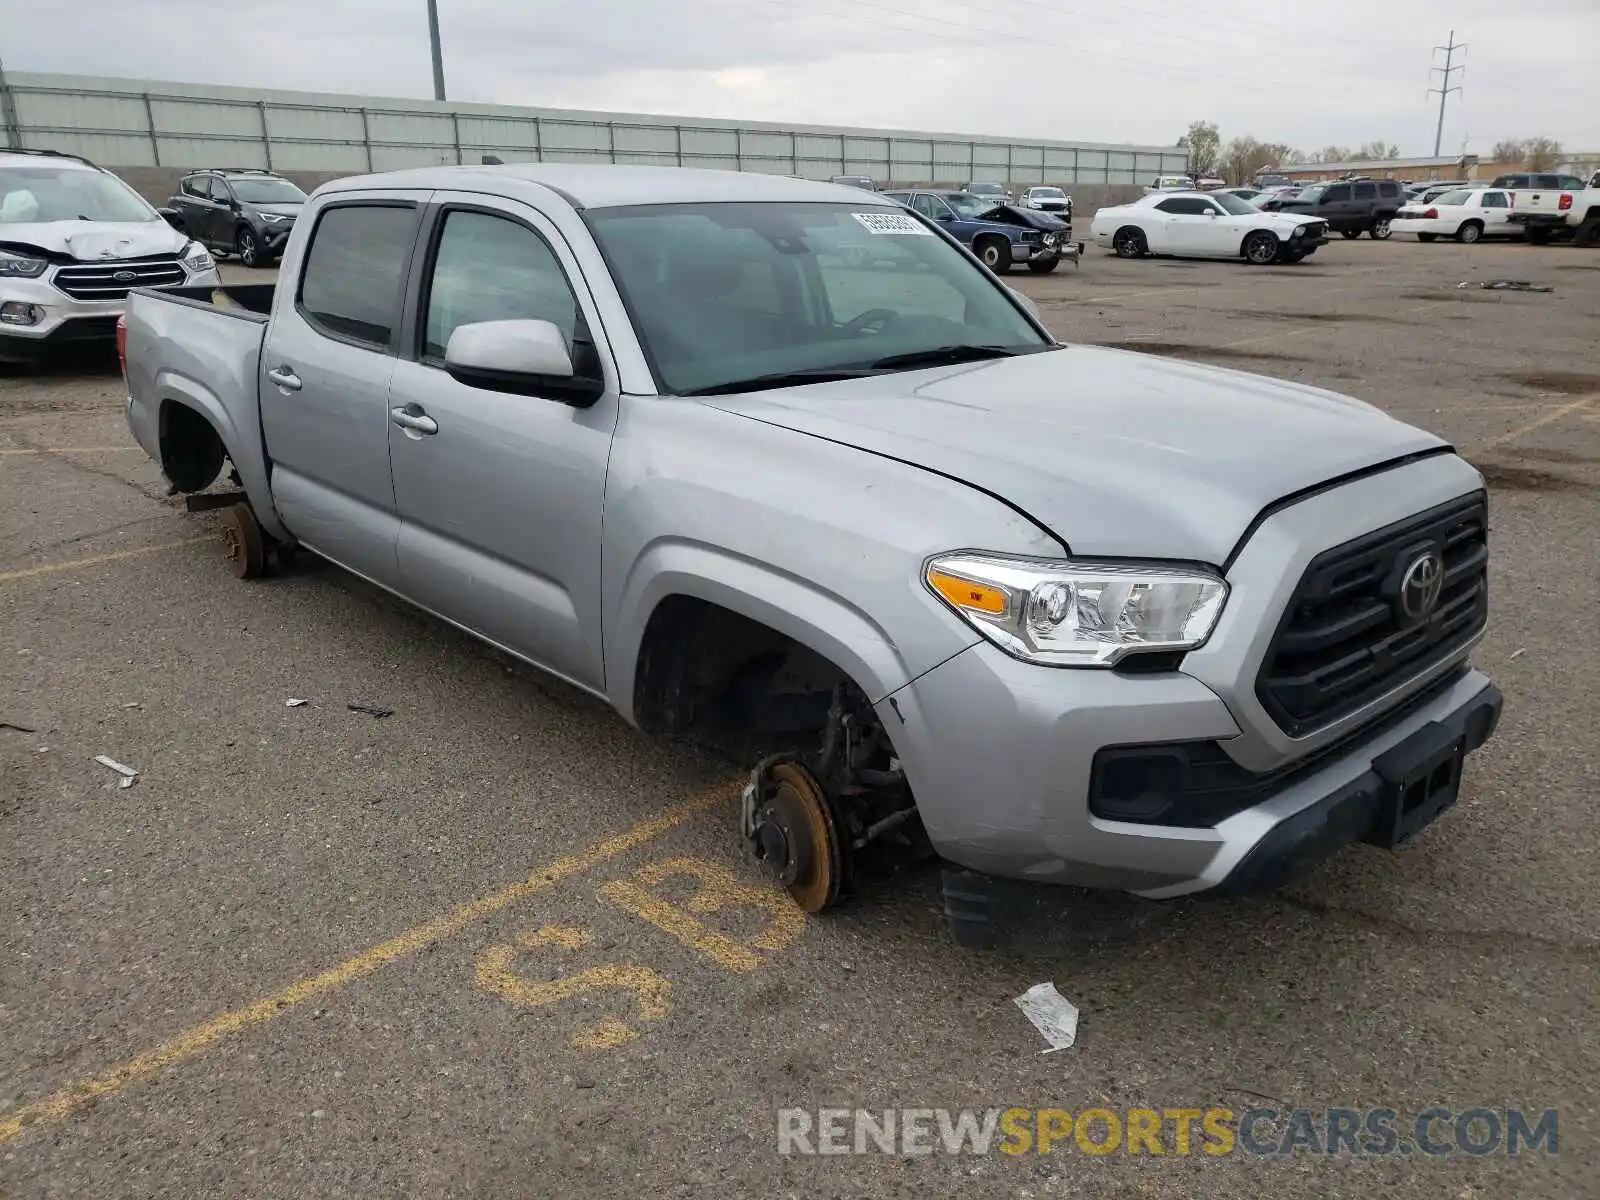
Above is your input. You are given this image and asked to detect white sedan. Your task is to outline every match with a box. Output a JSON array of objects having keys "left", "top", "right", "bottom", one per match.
[
  {"left": 1391, "top": 188, "right": 1518, "bottom": 243},
  {"left": 1090, "top": 190, "right": 1329, "bottom": 264}
]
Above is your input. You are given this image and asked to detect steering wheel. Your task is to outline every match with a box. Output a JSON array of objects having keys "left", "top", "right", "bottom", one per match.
[{"left": 841, "top": 308, "right": 900, "bottom": 337}]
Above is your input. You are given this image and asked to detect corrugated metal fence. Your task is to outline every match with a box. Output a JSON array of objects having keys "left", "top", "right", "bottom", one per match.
[{"left": 0, "top": 71, "right": 1187, "bottom": 187}]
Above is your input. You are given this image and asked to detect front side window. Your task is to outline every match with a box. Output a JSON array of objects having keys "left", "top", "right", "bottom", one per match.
[
  {"left": 422, "top": 210, "right": 578, "bottom": 360},
  {"left": 1155, "top": 197, "right": 1208, "bottom": 215},
  {"left": 586, "top": 202, "right": 1050, "bottom": 395},
  {"left": 0, "top": 164, "right": 157, "bottom": 224},
  {"left": 298, "top": 204, "right": 417, "bottom": 349}
]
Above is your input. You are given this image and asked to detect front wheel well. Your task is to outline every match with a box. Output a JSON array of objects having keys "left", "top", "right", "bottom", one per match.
[
  {"left": 159, "top": 400, "right": 227, "bottom": 492},
  {"left": 631, "top": 595, "right": 860, "bottom": 746}
]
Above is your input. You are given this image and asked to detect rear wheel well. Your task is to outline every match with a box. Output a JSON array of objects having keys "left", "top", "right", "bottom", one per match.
[{"left": 159, "top": 400, "right": 226, "bottom": 492}]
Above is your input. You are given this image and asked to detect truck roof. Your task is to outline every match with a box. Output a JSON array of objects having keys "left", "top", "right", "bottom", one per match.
[{"left": 318, "top": 163, "right": 898, "bottom": 210}]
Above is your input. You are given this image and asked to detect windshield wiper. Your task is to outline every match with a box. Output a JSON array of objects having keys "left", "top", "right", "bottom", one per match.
[
  {"left": 865, "top": 344, "right": 1031, "bottom": 370},
  {"left": 681, "top": 367, "right": 878, "bottom": 397}
]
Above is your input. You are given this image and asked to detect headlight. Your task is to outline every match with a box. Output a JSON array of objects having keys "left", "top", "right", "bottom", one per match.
[
  {"left": 181, "top": 242, "right": 215, "bottom": 273},
  {"left": 260, "top": 213, "right": 289, "bottom": 224},
  {"left": 924, "top": 553, "right": 1227, "bottom": 667},
  {"left": 0, "top": 249, "right": 49, "bottom": 279}
]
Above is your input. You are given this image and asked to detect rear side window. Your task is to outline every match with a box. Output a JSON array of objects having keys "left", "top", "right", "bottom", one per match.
[
  {"left": 298, "top": 204, "right": 417, "bottom": 349},
  {"left": 180, "top": 176, "right": 207, "bottom": 198},
  {"left": 1353, "top": 182, "right": 1376, "bottom": 200},
  {"left": 1323, "top": 185, "right": 1352, "bottom": 203},
  {"left": 1481, "top": 192, "right": 1509, "bottom": 208},
  {"left": 1378, "top": 181, "right": 1400, "bottom": 198}
]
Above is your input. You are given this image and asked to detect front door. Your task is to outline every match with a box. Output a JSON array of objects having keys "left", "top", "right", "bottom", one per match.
[
  {"left": 386, "top": 195, "right": 620, "bottom": 691},
  {"left": 259, "top": 193, "right": 429, "bottom": 586},
  {"left": 1148, "top": 196, "right": 1213, "bottom": 254}
]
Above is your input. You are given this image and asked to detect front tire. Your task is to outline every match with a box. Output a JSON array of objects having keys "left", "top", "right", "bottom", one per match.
[
  {"left": 236, "top": 226, "right": 260, "bottom": 268},
  {"left": 1369, "top": 217, "right": 1392, "bottom": 240},
  {"left": 1417, "top": 232, "right": 1437, "bottom": 243},
  {"left": 1112, "top": 227, "right": 1148, "bottom": 258},
  {"left": 1455, "top": 221, "right": 1483, "bottom": 244},
  {"left": 1574, "top": 214, "right": 1600, "bottom": 248},
  {"left": 1243, "top": 230, "right": 1279, "bottom": 265},
  {"left": 1027, "top": 259, "right": 1059, "bottom": 274},
  {"left": 975, "top": 236, "right": 1013, "bottom": 274}
]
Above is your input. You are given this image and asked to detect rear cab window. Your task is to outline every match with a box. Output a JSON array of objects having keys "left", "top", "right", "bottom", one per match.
[{"left": 297, "top": 203, "right": 419, "bottom": 350}]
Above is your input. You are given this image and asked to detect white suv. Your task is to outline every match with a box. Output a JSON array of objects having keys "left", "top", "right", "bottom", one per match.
[{"left": 0, "top": 149, "right": 220, "bottom": 364}]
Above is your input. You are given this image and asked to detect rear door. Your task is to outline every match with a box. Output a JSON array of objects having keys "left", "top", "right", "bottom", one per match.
[
  {"left": 1477, "top": 190, "right": 1512, "bottom": 233},
  {"left": 386, "top": 193, "right": 621, "bottom": 690},
  {"left": 260, "top": 192, "right": 428, "bottom": 586}
]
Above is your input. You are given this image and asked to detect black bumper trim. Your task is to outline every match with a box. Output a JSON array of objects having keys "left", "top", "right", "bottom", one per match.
[
  {"left": 1209, "top": 681, "right": 1502, "bottom": 895},
  {"left": 0, "top": 317, "right": 122, "bottom": 362}
]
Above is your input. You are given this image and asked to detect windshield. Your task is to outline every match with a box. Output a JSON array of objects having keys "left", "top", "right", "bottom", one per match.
[
  {"left": 1211, "top": 192, "right": 1260, "bottom": 215},
  {"left": 1433, "top": 190, "right": 1471, "bottom": 206},
  {"left": 1294, "top": 185, "right": 1326, "bottom": 203},
  {"left": 1256, "top": 175, "right": 1290, "bottom": 187},
  {"left": 1031, "top": 188, "right": 1065, "bottom": 199},
  {"left": 967, "top": 183, "right": 1003, "bottom": 194},
  {"left": 946, "top": 193, "right": 999, "bottom": 216},
  {"left": 230, "top": 178, "right": 307, "bottom": 204},
  {"left": 0, "top": 164, "right": 157, "bottom": 224},
  {"left": 587, "top": 202, "right": 1051, "bottom": 395}
]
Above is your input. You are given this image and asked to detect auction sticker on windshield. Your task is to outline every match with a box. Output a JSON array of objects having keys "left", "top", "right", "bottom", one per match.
[{"left": 852, "top": 211, "right": 934, "bottom": 235}]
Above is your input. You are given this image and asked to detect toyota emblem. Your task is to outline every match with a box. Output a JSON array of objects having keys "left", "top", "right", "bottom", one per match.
[
  {"left": 113, "top": 270, "right": 138, "bottom": 283},
  {"left": 1398, "top": 550, "right": 1444, "bottom": 621}
]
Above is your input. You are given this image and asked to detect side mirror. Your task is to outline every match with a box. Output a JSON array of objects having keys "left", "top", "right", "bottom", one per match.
[
  {"left": 934, "top": 210, "right": 954, "bottom": 221},
  {"left": 444, "top": 319, "right": 604, "bottom": 406}
]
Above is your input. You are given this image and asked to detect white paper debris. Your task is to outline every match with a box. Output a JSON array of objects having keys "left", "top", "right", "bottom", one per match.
[
  {"left": 93, "top": 754, "right": 140, "bottom": 785},
  {"left": 1014, "top": 982, "right": 1080, "bottom": 1053},
  {"left": 286, "top": 698, "right": 309, "bottom": 708}
]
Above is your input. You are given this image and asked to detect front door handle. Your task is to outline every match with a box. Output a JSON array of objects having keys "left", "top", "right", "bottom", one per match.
[
  {"left": 266, "top": 366, "right": 301, "bottom": 391},
  {"left": 390, "top": 405, "right": 438, "bottom": 437}
]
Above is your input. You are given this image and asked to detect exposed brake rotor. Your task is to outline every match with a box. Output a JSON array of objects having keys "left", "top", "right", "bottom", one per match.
[{"left": 746, "top": 758, "right": 844, "bottom": 913}]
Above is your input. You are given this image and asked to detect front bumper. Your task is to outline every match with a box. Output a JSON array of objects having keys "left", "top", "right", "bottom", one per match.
[
  {"left": 0, "top": 265, "right": 221, "bottom": 360},
  {"left": 880, "top": 453, "right": 1497, "bottom": 897},
  {"left": 257, "top": 220, "right": 294, "bottom": 251}
]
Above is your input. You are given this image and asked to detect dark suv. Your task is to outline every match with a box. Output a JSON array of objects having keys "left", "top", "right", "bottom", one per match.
[
  {"left": 167, "top": 169, "right": 307, "bottom": 267},
  {"left": 1260, "top": 178, "right": 1405, "bottom": 239}
]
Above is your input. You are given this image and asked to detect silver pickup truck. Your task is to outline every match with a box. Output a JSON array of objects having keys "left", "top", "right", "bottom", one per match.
[{"left": 123, "top": 165, "right": 1501, "bottom": 943}]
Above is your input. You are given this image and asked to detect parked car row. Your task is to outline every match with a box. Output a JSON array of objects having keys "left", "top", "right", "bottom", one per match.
[{"left": 882, "top": 189, "right": 1078, "bottom": 273}]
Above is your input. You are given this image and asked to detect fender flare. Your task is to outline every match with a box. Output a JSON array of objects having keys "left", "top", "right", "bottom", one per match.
[
  {"left": 607, "top": 539, "right": 917, "bottom": 726},
  {"left": 155, "top": 370, "right": 291, "bottom": 543}
]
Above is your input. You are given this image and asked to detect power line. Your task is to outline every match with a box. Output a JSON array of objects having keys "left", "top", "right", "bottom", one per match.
[{"left": 1428, "top": 29, "right": 1465, "bottom": 157}]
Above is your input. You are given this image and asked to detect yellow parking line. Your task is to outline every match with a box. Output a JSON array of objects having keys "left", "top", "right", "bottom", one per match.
[
  {"left": 1475, "top": 397, "right": 1592, "bottom": 451},
  {"left": 0, "top": 780, "right": 738, "bottom": 1145},
  {"left": 0, "top": 537, "right": 210, "bottom": 585},
  {"left": 0, "top": 446, "right": 142, "bottom": 455}
]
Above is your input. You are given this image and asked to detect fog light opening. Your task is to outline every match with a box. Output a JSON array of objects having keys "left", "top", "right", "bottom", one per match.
[{"left": 0, "top": 301, "right": 45, "bottom": 327}]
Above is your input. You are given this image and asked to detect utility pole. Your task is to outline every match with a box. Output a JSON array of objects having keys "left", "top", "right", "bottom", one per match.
[
  {"left": 0, "top": 55, "right": 23, "bottom": 149},
  {"left": 1428, "top": 30, "right": 1465, "bottom": 158},
  {"left": 426, "top": 0, "right": 447, "bottom": 101}
]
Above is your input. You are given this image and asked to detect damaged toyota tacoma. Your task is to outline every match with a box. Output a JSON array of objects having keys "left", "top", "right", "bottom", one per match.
[{"left": 120, "top": 165, "right": 1500, "bottom": 943}]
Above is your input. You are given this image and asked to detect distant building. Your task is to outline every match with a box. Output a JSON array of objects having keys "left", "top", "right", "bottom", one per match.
[{"left": 1273, "top": 155, "right": 1478, "bottom": 183}]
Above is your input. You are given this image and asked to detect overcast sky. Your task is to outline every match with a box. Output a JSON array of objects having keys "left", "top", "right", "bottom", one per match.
[{"left": 2, "top": 0, "right": 1595, "bottom": 157}]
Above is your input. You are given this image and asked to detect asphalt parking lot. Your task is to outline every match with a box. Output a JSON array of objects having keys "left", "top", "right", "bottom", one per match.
[{"left": 3, "top": 239, "right": 1598, "bottom": 1198}]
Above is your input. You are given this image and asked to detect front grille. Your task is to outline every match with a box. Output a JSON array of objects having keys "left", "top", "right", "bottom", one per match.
[
  {"left": 1256, "top": 493, "right": 1488, "bottom": 736},
  {"left": 52, "top": 257, "right": 186, "bottom": 301},
  {"left": 1303, "top": 221, "right": 1327, "bottom": 239}
]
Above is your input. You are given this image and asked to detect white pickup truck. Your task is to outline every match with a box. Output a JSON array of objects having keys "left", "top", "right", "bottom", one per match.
[{"left": 1497, "top": 170, "right": 1600, "bottom": 245}]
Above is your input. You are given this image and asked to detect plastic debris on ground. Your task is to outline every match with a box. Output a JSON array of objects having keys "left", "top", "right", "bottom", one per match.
[
  {"left": 1456, "top": 280, "right": 1553, "bottom": 293},
  {"left": 285, "top": 698, "right": 309, "bottom": 708},
  {"left": 1, "top": 720, "right": 36, "bottom": 733},
  {"left": 93, "top": 754, "right": 141, "bottom": 790},
  {"left": 347, "top": 703, "right": 394, "bottom": 719},
  {"left": 1014, "top": 981, "right": 1080, "bottom": 1053}
]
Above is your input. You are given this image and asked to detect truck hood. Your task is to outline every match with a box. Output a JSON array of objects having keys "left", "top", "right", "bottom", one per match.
[
  {"left": 698, "top": 346, "right": 1447, "bottom": 565},
  {"left": 0, "top": 219, "right": 190, "bottom": 261}
]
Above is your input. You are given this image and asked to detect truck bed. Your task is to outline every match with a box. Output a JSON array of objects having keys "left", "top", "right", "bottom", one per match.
[{"left": 123, "top": 282, "right": 283, "bottom": 538}]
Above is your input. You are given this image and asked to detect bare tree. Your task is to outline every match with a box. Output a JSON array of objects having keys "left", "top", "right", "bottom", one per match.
[
  {"left": 1357, "top": 141, "right": 1401, "bottom": 160},
  {"left": 1524, "top": 137, "right": 1564, "bottom": 170},
  {"left": 1178, "top": 120, "right": 1221, "bottom": 175},
  {"left": 1490, "top": 138, "right": 1526, "bottom": 164},
  {"left": 1315, "top": 145, "right": 1355, "bottom": 164},
  {"left": 1220, "top": 137, "right": 1299, "bottom": 185}
]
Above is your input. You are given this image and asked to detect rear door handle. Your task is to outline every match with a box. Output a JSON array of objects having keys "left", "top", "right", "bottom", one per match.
[
  {"left": 390, "top": 405, "right": 438, "bottom": 437},
  {"left": 266, "top": 366, "right": 301, "bottom": 391}
]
